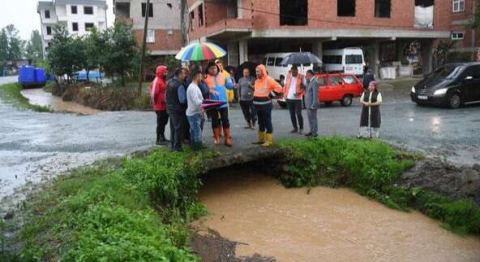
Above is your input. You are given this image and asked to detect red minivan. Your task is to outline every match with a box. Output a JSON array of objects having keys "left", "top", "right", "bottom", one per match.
[{"left": 277, "top": 73, "right": 364, "bottom": 108}]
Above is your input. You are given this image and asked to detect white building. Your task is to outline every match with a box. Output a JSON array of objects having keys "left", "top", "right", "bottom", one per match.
[{"left": 37, "top": 0, "right": 108, "bottom": 54}]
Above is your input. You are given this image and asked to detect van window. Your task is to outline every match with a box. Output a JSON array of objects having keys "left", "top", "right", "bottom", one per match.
[
  {"left": 346, "top": 55, "right": 363, "bottom": 64},
  {"left": 275, "top": 57, "right": 284, "bottom": 66},
  {"left": 267, "top": 57, "right": 275, "bottom": 66},
  {"left": 330, "top": 76, "right": 344, "bottom": 85},
  {"left": 342, "top": 75, "right": 357, "bottom": 84},
  {"left": 324, "top": 56, "right": 342, "bottom": 64},
  {"left": 262, "top": 58, "right": 267, "bottom": 65}
]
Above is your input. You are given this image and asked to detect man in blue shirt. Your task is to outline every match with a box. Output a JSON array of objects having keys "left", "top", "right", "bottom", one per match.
[{"left": 166, "top": 68, "right": 187, "bottom": 152}]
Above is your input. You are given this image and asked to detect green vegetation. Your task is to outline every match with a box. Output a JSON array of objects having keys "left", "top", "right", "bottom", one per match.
[
  {"left": 0, "top": 83, "right": 51, "bottom": 112},
  {"left": 279, "top": 137, "right": 480, "bottom": 234},
  {"left": 6, "top": 150, "right": 212, "bottom": 261},
  {"left": 42, "top": 82, "right": 56, "bottom": 93}
]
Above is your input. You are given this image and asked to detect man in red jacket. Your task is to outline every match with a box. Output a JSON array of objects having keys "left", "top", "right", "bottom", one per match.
[{"left": 150, "top": 65, "right": 169, "bottom": 145}]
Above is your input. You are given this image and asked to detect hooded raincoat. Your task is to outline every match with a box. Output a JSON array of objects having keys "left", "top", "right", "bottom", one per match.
[{"left": 150, "top": 66, "right": 167, "bottom": 111}]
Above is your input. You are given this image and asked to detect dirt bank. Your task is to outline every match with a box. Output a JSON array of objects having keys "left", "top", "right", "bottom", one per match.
[{"left": 401, "top": 159, "right": 480, "bottom": 206}]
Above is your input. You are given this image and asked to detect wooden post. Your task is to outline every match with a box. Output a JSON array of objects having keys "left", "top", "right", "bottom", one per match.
[{"left": 137, "top": 0, "right": 150, "bottom": 96}]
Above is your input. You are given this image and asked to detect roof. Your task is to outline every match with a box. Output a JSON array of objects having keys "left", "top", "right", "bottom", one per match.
[{"left": 55, "top": 0, "right": 108, "bottom": 7}]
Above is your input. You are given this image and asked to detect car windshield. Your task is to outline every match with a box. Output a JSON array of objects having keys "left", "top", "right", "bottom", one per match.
[{"left": 427, "top": 65, "right": 464, "bottom": 80}]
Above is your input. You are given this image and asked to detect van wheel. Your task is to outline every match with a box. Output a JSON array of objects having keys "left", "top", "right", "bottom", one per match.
[
  {"left": 447, "top": 93, "right": 461, "bottom": 109},
  {"left": 340, "top": 95, "right": 353, "bottom": 107}
]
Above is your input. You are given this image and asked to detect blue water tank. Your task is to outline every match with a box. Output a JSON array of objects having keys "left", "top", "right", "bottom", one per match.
[
  {"left": 35, "top": 68, "right": 46, "bottom": 83},
  {"left": 19, "top": 65, "right": 35, "bottom": 83}
]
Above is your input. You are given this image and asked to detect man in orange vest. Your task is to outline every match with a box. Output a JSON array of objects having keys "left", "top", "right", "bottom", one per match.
[
  {"left": 252, "top": 65, "right": 283, "bottom": 147},
  {"left": 284, "top": 65, "right": 305, "bottom": 134}
]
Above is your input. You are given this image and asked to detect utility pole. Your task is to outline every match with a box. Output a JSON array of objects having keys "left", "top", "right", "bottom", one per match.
[
  {"left": 137, "top": 0, "right": 150, "bottom": 96},
  {"left": 180, "top": 0, "right": 187, "bottom": 46}
]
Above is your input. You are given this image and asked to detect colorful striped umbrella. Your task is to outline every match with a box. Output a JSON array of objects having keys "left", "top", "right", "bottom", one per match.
[{"left": 175, "top": 42, "right": 227, "bottom": 62}]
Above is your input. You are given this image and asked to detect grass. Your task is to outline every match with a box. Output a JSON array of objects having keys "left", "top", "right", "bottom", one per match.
[
  {"left": 42, "top": 82, "right": 56, "bottom": 93},
  {"left": 278, "top": 137, "right": 480, "bottom": 234},
  {"left": 0, "top": 83, "right": 52, "bottom": 112},
  {"left": 2, "top": 137, "right": 479, "bottom": 261}
]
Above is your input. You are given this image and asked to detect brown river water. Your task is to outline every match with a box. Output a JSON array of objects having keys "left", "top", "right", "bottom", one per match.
[
  {"left": 194, "top": 171, "right": 480, "bottom": 262},
  {"left": 21, "top": 88, "right": 101, "bottom": 115}
]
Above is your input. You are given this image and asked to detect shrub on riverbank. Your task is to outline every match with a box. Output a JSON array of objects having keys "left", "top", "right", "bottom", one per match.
[
  {"left": 279, "top": 137, "right": 480, "bottom": 234},
  {"left": 0, "top": 83, "right": 51, "bottom": 112}
]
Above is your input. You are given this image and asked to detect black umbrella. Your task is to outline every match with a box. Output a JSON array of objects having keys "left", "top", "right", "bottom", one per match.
[{"left": 280, "top": 52, "right": 322, "bottom": 66}]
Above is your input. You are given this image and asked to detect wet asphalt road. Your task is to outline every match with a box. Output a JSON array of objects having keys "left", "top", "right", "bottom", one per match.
[{"left": 1, "top": 76, "right": 480, "bottom": 202}]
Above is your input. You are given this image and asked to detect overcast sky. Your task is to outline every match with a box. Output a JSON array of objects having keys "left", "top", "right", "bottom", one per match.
[{"left": 0, "top": 0, "right": 115, "bottom": 40}]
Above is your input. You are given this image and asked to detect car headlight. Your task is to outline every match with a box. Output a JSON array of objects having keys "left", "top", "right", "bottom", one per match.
[
  {"left": 433, "top": 88, "right": 448, "bottom": 96},
  {"left": 411, "top": 87, "right": 415, "bottom": 93}
]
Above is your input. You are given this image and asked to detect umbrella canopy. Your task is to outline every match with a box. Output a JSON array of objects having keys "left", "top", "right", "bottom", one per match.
[
  {"left": 280, "top": 52, "right": 322, "bottom": 66},
  {"left": 175, "top": 42, "right": 227, "bottom": 62}
]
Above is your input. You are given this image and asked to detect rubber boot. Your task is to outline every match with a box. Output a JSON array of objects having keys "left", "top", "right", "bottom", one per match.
[
  {"left": 252, "top": 131, "right": 266, "bottom": 145},
  {"left": 262, "top": 133, "right": 273, "bottom": 147},
  {"left": 213, "top": 127, "right": 221, "bottom": 146},
  {"left": 223, "top": 127, "right": 233, "bottom": 147}
]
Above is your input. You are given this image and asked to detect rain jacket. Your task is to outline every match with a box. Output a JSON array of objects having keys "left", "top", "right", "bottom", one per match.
[
  {"left": 150, "top": 66, "right": 167, "bottom": 111},
  {"left": 205, "top": 73, "right": 234, "bottom": 109},
  {"left": 253, "top": 65, "right": 283, "bottom": 105}
]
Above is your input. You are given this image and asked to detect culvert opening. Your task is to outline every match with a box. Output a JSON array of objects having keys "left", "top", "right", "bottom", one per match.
[{"left": 191, "top": 156, "right": 480, "bottom": 262}]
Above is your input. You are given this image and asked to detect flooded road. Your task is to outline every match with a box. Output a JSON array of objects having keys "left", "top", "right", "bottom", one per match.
[
  {"left": 21, "top": 88, "right": 101, "bottom": 115},
  {"left": 195, "top": 171, "right": 480, "bottom": 262}
]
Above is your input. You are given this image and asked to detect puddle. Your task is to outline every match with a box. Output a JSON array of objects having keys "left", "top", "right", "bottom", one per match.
[
  {"left": 21, "top": 88, "right": 101, "bottom": 115},
  {"left": 194, "top": 171, "right": 480, "bottom": 262}
]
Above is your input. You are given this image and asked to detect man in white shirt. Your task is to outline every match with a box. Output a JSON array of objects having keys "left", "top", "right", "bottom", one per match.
[
  {"left": 283, "top": 66, "right": 305, "bottom": 134},
  {"left": 186, "top": 69, "right": 205, "bottom": 151}
]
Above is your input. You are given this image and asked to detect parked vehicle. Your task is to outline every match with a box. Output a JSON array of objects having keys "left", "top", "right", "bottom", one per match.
[
  {"left": 277, "top": 73, "right": 364, "bottom": 108},
  {"left": 411, "top": 62, "right": 480, "bottom": 109},
  {"left": 322, "top": 48, "right": 365, "bottom": 76},
  {"left": 18, "top": 65, "right": 47, "bottom": 88},
  {"left": 262, "top": 53, "right": 313, "bottom": 82}
]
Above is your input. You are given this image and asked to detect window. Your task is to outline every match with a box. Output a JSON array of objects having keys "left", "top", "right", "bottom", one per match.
[
  {"left": 317, "top": 77, "right": 327, "bottom": 86},
  {"left": 342, "top": 76, "right": 357, "bottom": 84},
  {"left": 465, "top": 65, "right": 480, "bottom": 79},
  {"left": 85, "top": 23, "right": 94, "bottom": 31},
  {"left": 46, "top": 26, "right": 52, "bottom": 35},
  {"left": 71, "top": 5, "right": 77, "bottom": 14},
  {"left": 84, "top": 6, "right": 93, "bottom": 15},
  {"left": 147, "top": 29, "right": 155, "bottom": 43},
  {"left": 189, "top": 11, "right": 194, "bottom": 31},
  {"left": 267, "top": 57, "right": 275, "bottom": 66},
  {"left": 375, "top": 0, "right": 391, "bottom": 18},
  {"left": 275, "top": 57, "right": 284, "bottom": 66},
  {"left": 338, "top": 0, "right": 356, "bottom": 17},
  {"left": 142, "top": 3, "right": 153, "bottom": 17},
  {"left": 452, "top": 0, "right": 465, "bottom": 12},
  {"left": 198, "top": 4, "right": 204, "bottom": 27},
  {"left": 330, "top": 76, "right": 344, "bottom": 85},
  {"left": 45, "top": 10, "right": 50, "bottom": 19},
  {"left": 280, "top": 0, "right": 308, "bottom": 25},
  {"left": 451, "top": 32, "right": 465, "bottom": 40},
  {"left": 72, "top": 22, "right": 78, "bottom": 32},
  {"left": 346, "top": 55, "right": 363, "bottom": 64},
  {"left": 323, "top": 56, "right": 343, "bottom": 64}
]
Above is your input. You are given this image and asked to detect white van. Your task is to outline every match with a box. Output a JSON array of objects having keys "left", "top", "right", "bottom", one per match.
[
  {"left": 322, "top": 48, "right": 365, "bottom": 76},
  {"left": 262, "top": 53, "right": 314, "bottom": 83}
]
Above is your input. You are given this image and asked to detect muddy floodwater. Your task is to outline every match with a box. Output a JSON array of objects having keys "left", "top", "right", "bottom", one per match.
[
  {"left": 21, "top": 88, "right": 101, "bottom": 115},
  {"left": 195, "top": 171, "right": 480, "bottom": 262}
]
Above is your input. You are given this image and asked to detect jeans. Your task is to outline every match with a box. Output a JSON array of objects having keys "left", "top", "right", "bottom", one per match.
[
  {"left": 155, "top": 110, "right": 169, "bottom": 141},
  {"left": 187, "top": 114, "right": 202, "bottom": 145},
  {"left": 287, "top": 99, "right": 304, "bottom": 130},
  {"left": 209, "top": 107, "right": 230, "bottom": 129},
  {"left": 255, "top": 102, "right": 273, "bottom": 133},
  {"left": 168, "top": 111, "right": 184, "bottom": 152},
  {"left": 307, "top": 109, "right": 318, "bottom": 136},
  {"left": 240, "top": 100, "right": 257, "bottom": 124}
]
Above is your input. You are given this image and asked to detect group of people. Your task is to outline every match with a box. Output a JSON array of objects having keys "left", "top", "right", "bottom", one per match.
[{"left": 150, "top": 61, "right": 382, "bottom": 152}]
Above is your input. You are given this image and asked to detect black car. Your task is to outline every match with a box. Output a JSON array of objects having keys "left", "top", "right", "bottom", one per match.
[{"left": 411, "top": 62, "right": 480, "bottom": 109}]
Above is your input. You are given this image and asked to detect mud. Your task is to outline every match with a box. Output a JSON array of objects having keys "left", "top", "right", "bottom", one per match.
[
  {"left": 193, "top": 170, "right": 480, "bottom": 262},
  {"left": 401, "top": 159, "right": 480, "bottom": 206},
  {"left": 20, "top": 88, "right": 101, "bottom": 115}
]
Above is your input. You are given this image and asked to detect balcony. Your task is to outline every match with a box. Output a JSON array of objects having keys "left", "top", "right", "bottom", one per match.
[{"left": 205, "top": 18, "right": 252, "bottom": 39}]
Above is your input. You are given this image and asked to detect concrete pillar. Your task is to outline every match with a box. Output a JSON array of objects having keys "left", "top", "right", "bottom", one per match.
[
  {"left": 228, "top": 42, "right": 240, "bottom": 66},
  {"left": 313, "top": 40, "right": 324, "bottom": 59},
  {"left": 239, "top": 39, "right": 248, "bottom": 64},
  {"left": 368, "top": 40, "right": 380, "bottom": 77},
  {"left": 422, "top": 39, "right": 433, "bottom": 74}
]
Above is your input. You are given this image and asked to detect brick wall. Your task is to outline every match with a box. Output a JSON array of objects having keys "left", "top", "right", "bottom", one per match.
[{"left": 134, "top": 29, "right": 183, "bottom": 53}]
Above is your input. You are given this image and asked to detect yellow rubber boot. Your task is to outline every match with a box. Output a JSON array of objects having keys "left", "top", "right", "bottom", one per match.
[
  {"left": 252, "top": 131, "right": 266, "bottom": 145},
  {"left": 262, "top": 133, "right": 273, "bottom": 147}
]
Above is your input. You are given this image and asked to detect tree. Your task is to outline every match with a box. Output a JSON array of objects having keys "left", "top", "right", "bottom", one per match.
[
  {"left": 25, "top": 30, "right": 43, "bottom": 62},
  {"left": 103, "top": 23, "right": 139, "bottom": 86},
  {"left": 84, "top": 27, "right": 107, "bottom": 82},
  {"left": 0, "top": 29, "right": 8, "bottom": 68},
  {"left": 4, "top": 25, "right": 24, "bottom": 62}
]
